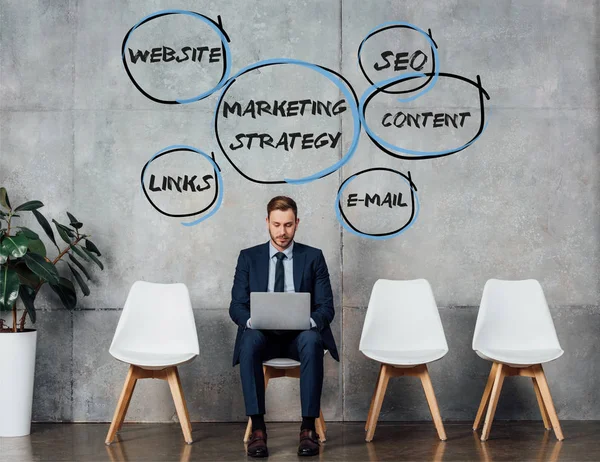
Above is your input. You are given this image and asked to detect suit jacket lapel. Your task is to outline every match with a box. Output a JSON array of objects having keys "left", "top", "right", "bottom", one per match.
[
  {"left": 293, "top": 243, "right": 305, "bottom": 292},
  {"left": 257, "top": 242, "right": 270, "bottom": 292}
]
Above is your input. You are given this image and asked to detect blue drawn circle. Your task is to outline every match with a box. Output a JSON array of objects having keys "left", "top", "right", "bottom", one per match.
[
  {"left": 357, "top": 21, "right": 440, "bottom": 103},
  {"left": 334, "top": 169, "right": 420, "bottom": 240},
  {"left": 360, "top": 73, "right": 491, "bottom": 159},
  {"left": 122, "top": 10, "right": 232, "bottom": 104},
  {"left": 140, "top": 144, "right": 223, "bottom": 226},
  {"left": 213, "top": 58, "right": 361, "bottom": 185}
]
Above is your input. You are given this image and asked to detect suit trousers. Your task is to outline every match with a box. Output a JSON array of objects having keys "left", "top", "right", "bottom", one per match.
[{"left": 238, "top": 328, "right": 325, "bottom": 417}]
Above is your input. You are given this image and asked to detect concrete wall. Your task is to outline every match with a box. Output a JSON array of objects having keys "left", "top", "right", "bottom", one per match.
[{"left": 1, "top": 0, "right": 598, "bottom": 422}]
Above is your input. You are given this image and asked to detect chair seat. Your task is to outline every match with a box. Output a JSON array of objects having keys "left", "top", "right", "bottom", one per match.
[
  {"left": 263, "top": 350, "right": 329, "bottom": 369},
  {"left": 361, "top": 348, "right": 448, "bottom": 366},
  {"left": 110, "top": 348, "right": 197, "bottom": 369},
  {"left": 263, "top": 357, "right": 300, "bottom": 368},
  {"left": 475, "top": 348, "right": 564, "bottom": 366}
]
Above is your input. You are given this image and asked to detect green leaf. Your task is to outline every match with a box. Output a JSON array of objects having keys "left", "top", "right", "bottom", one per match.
[
  {"left": 68, "top": 253, "right": 91, "bottom": 280},
  {"left": 27, "top": 238, "right": 47, "bottom": 258},
  {"left": 85, "top": 239, "right": 101, "bottom": 256},
  {"left": 14, "top": 200, "right": 44, "bottom": 212},
  {"left": 17, "top": 226, "right": 39, "bottom": 239},
  {"left": 23, "top": 252, "right": 60, "bottom": 285},
  {"left": 14, "top": 262, "right": 41, "bottom": 287},
  {"left": 0, "top": 187, "right": 11, "bottom": 210},
  {"left": 70, "top": 244, "right": 89, "bottom": 262},
  {"left": 0, "top": 266, "right": 19, "bottom": 311},
  {"left": 55, "top": 221, "right": 75, "bottom": 237},
  {"left": 53, "top": 220, "right": 72, "bottom": 244},
  {"left": 66, "top": 212, "right": 83, "bottom": 229},
  {"left": 49, "top": 277, "right": 77, "bottom": 310},
  {"left": 32, "top": 209, "right": 59, "bottom": 250},
  {"left": 0, "top": 234, "right": 29, "bottom": 263},
  {"left": 82, "top": 247, "right": 104, "bottom": 270},
  {"left": 19, "top": 284, "right": 36, "bottom": 324},
  {"left": 68, "top": 263, "right": 90, "bottom": 296}
]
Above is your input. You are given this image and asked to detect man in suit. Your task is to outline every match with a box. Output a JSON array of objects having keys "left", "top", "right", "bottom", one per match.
[{"left": 230, "top": 196, "right": 339, "bottom": 458}]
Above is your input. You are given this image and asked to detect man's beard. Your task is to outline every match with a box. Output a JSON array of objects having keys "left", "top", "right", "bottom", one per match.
[{"left": 269, "top": 229, "right": 294, "bottom": 249}]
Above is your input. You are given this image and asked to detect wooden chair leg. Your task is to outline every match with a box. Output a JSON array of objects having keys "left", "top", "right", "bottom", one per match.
[
  {"left": 481, "top": 362, "right": 506, "bottom": 441},
  {"left": 533, "top": 365, "right": 564, "bottom": 441},
  {"left": 319, "top": 409, "right": 327, "bottom": 434},
  {"left": 315, "top": 411, "right": 326, "bottom": 442},
  {"left": 473, "top": 362, "right": 499, "bottom": 431},
  {"left": 166, "top": 367, "right": 194, "bottom": 444},
  {"left": 532, "top": 376, "right": 552, "bottom": 430},
  {"left": 243, "top": 418, "right": 253, "bottom": 444},
  {"left": 116, "top": 367, "right": 140, "bottom": 433},
  {"left": 106, "top": 365, "right": 138, "bottom": 445},
  {"left": 418, "top": 365, "right": 447, "bottom": 441},
  {"left": 365, "top": 364, "right": 383, "bottom": 431},
  {"left": 365, "top": 364, "right": 390, "bottom": 442},
  {"left": 244, "top": 365, "right": 272, "bottom": 443},
  {"left": 264, "top": 365, "right": 272, "bottom": 388}
]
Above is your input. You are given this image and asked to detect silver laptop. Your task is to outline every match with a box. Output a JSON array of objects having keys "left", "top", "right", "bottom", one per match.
[{"left": 250, "top": 292, "right": 311, "bottom": 330}]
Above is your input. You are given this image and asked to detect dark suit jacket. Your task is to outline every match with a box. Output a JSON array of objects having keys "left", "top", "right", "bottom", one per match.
[{"left": 229, "top": 241, "right": 339, "bottom": 366}]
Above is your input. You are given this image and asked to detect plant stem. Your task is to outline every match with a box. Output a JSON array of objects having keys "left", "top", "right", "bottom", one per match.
[
  {"left": 53, "top": 236, "right": 83, "bottom": 265},
  {"left": 18, "top": 304, "right": 27, "bottom": 331},
  {"left": 6, "top": 214, "right": 14, "bottom": 331},
  {"left": 18, "top": 236, "right": 84, "bottom": 330}
]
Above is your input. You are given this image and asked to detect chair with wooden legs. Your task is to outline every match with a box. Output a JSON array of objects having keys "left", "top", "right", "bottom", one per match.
[
  {"left": 105, "top": 281, "right": 200, "bottom": 445},
  {"left": 472, "top": 279, "right": 565, "bottom": 442},
  {"left": 360, "top": 279, "right": 449, "bottom": 442},
  {"left": 242, "top": 357, "right": 328, "bottom": 443}
]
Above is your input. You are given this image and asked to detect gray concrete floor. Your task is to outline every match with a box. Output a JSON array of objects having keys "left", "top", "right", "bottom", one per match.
[{"left": 1, "top": 421, "right": 599, "bottom": 461}]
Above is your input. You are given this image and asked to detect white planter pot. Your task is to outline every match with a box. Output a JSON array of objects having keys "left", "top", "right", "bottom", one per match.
[{"left": 0, "top": 330, "right": 37, "bottom": 437}]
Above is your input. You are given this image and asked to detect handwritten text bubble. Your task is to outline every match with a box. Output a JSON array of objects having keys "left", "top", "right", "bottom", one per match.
[
  {"left": 358, "top": 22, "right": 439, "bottom": 100},
  {"left": 141, "top": 145, "right": 223, "bottom": 226},
  {"left": 361, "top": 73, "right": 490, "bottom": 159},
  {"left": 214, "top": 59, "right": 360, "bottom": 185},
  {"left": 335, "top": 168, "right": 419, "bottom": 239},
  {"left": 122, "top": 10, "right": 231, "bottom": 104}
]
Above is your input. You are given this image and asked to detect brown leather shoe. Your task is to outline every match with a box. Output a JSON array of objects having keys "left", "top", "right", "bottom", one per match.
[
  {"left": 247, "top": 429, "right": 268, "bottom": 458},
  {"left": 297, "top": 429, "right": 320, "bottom": 457}
]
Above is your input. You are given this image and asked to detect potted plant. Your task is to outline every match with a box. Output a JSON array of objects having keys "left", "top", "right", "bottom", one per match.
[{"left": 0, "top": 187, "right": 104, "bottom": 437}]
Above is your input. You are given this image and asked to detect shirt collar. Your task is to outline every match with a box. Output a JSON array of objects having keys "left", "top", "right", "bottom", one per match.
[{"left": 269, "top": 240, "right": 294, "bottom": 260}]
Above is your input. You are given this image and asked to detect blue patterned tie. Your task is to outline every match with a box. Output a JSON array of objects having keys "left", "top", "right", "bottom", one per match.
[{"left": 274, "top": 252, "right": 286, "bottom": 292}]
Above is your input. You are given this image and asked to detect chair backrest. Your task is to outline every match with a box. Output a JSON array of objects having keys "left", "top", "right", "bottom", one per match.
[
  {"left": 473, "top": 279, "right": 561, "bottom": 351},
  {"left": 109, "top": 281, "right": 199, "bottom": 356},
  {"left": 359, "top": 279, "right": 448, "bottom": 352}
]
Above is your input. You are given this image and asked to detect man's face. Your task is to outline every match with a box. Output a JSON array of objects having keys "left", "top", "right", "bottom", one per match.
[{"left": 267, "top": 209, "right": 299, "bottom": 251}]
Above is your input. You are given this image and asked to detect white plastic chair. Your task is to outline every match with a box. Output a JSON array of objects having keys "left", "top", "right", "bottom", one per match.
[
  {"left": 242, "top": 354, "right": 328, "bottom": 443},
  {"left": 359, "top": 279, "right": 448, "bottom": 442},
  {"left": 472, "top": 279, "right": 564, "bottom": 441},
  {"left": 105, "top": 281, "right": 199, "bottom": 445}
]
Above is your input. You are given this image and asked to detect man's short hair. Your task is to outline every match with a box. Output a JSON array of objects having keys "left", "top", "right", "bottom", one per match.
[{"left": 267, "top": 196, "right": 298, "bottom": 219}]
